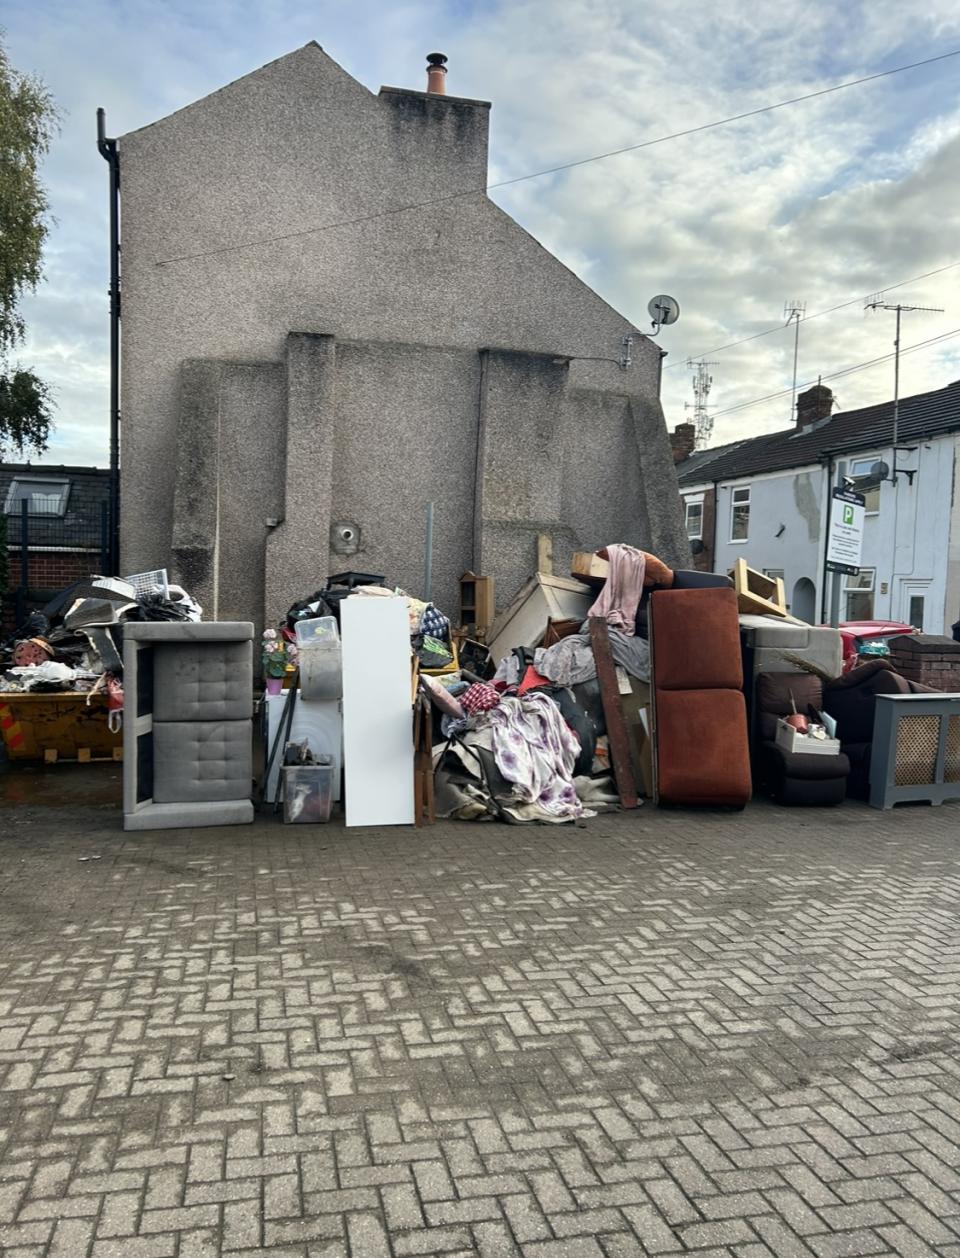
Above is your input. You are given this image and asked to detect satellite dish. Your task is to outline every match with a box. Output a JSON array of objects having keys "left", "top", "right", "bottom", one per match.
[
  {"left": 648, "top": 294, "right": 680, "bottom": 332},
  {"left": 870, "top": 460, "right": 890, "bottom": 482}
]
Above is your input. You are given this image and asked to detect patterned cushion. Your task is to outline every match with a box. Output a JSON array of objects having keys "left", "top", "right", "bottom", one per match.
[{"left": 460, "top": 682, "right": 501, "bottom": 715}]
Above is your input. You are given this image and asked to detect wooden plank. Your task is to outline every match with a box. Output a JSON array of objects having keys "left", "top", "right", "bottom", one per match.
[
  {"left": 571, "top": 551, "right": 609, "bottom": 586},
  {"left": 589, "top": 617, "right": 639, "bottom": 809},
  {"left": 78, "top": 748, "right": 92, "bottom": 764},
  {"left": 536, "top": 533, "right": 554, "bottom": 575}
]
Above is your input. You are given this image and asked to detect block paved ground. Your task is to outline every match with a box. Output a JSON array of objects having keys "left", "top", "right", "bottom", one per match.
[{"left": 1, "top": 763, "right": 960, "bottom": 1256}]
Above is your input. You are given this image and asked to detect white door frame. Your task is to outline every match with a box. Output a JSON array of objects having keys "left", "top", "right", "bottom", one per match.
[{"left": 897, "top": 578, "right": 931, "bottom": 630}]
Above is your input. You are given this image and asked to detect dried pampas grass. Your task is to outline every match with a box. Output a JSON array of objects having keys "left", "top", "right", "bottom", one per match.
[{"left": 778, "top": 651, "right": 839, "bottom": 683}]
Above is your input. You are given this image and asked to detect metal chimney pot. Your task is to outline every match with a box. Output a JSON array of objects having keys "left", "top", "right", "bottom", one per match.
[{"left": 426, "top": 52, "right": 448, "bottom": 94}]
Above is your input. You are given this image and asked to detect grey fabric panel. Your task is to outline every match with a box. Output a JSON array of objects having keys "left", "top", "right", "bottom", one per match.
[
  {"left": 152, "top": 721, "right": 252, "bottom": 803},
  {"left": 152, "top": 641, "right": 252, "bottom": 722},
  {"left": 123, "top": 620, "right": 254, "bottom": 642},
  {"left": 123, "top": 799, "right": 254, "bottom": 830}
]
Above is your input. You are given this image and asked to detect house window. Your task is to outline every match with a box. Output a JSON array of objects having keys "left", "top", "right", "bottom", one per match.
[
  {"left": 764, "top": 569, "right": 785, "bottom": 582},
  {"left": 908, "top": 595, "right": 925, "bottom": 631},
  {"left": 843, "top": 568, "right": 875, "bottom": 621},
  {"left": 848, "top": 457, "right": 880, "bottom": 514},
  {"left": 4, "top": 478, "right": 70, "bottom": 517},
  {"left": 730, "top": 487, "right": 750, "bottom": 541},
  {"left": 685, "top": 499, "right": 704, "bottom": 540}
]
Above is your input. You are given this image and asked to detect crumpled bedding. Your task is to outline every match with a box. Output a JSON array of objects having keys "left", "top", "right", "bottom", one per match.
[
  {"left": 434, "top": 692, "right": 593, "bottom": 823},
  {"left": 534, "top": 628, "right": 650, "bottom": 687},
  {"left": 587, "top": 544, "right": 646, "bottom": 634}
]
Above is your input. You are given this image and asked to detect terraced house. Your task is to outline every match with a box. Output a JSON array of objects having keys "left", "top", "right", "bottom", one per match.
[{"left": 675, "top": 378, "right": 960, "bottom": 633}]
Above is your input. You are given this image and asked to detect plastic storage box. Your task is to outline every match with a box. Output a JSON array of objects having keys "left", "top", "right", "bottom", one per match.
[
  {"left": 294, "top": 616, "right": 342, "bottom": 701},
  {"left": 282, "top": 760, "right": 334, "bottom": 824}
]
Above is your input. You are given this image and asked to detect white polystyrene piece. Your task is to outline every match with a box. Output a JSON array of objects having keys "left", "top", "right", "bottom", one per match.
[{"left": 341, "top": 596, "right": 414, "bottom": 827}]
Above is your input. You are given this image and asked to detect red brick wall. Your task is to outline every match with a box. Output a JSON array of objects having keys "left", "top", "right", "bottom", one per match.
[
  {"left": 2, "top": 550, "right": 101, "bottom": 633},
  {"left": 889, "top": 637, "right": 960, "bottom": 691},
  {"left": 692, "top": 490, "right": 716, "bottom": 573}
]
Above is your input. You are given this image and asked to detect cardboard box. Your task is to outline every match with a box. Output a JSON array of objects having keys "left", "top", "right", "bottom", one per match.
[
  {"left": 775, "top": 719, "right": 841, "bottom": 756},
  {"left": 618, "top": 675, "right": 653, "bottom": 796}
]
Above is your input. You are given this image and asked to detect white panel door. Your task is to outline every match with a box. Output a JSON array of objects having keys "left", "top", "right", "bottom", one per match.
[{"left": 341, "top": 597, "right": 415, "bottom": 827}]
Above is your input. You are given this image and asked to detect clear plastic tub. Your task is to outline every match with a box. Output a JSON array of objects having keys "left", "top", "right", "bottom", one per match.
[
  {"left": 295, "top": 616, "right": 342, "bottom": 701},
  {"left": 295, "top": 616, "right": 339, "bottom": 647},
  {"left": 282, "top": 761, "right": 334, "bottom": 824}
]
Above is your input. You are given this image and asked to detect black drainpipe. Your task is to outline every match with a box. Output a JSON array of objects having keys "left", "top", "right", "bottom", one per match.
[
  {"left": 819, "top": 453, "right": 834, "bottom": 622},
  {"left": 96, "top": 108, "right": 121, "bottom": 576}
]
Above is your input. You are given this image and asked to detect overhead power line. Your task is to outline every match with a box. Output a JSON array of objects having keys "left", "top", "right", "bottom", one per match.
[
  {"left": 155, "top": 47, "right": 960, "bottom": 267},
  {"left": 663, "top": 260, "right": 960, "bottom": 368},
  {"left": 710, "top": 327, "right": 960, "bottom": 419},
  {"left": 488, "top": 48, "right": 960, "bottom": 190}
]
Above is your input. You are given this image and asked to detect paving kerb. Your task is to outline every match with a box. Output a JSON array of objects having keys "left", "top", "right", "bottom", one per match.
[{"left": 1, "top": 762, "right": 960, "bottom": 1255}]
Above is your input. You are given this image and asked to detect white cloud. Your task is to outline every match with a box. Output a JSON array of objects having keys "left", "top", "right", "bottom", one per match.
[{"left": 5, "top": 0, "right": 960, "bottom": 463}]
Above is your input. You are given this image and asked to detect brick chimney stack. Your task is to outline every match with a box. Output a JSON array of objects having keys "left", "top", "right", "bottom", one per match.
[
  {"left": 670, "top": 422, "right": 697, "bottom": 463},
  {"left": 796, "top": 383, "right": 833, "bottom": 430}
]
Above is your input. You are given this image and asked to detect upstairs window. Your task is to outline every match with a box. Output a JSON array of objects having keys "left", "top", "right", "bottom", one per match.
[
  {"left": 848, "top": 457, "right": 881, "bottom": 514},
  {"left": 730, "top": 487, "right": 750, "bottom": 541},
  {"left": 685, "top": 498, "right": 704, "bottom": 540},
  {"left": 4, "top": 478, "right": 70, "bottom": 516}
]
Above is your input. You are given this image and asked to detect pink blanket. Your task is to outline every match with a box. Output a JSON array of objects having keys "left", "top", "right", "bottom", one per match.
[{"left": 587, "top": 544, "right": 646, "bottom": 635}]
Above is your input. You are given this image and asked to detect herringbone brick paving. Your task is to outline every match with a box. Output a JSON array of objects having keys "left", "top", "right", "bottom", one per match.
[{"left": 2, "top": 769, "right": 960, "bottom": 1256}]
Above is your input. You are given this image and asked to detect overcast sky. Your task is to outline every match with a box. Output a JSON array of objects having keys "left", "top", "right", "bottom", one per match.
[{"left": 6, "top": 0, "right": 960, "bottom": 464}]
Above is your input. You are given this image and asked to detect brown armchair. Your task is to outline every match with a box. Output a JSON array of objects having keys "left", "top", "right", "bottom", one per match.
[
  {"left": 753, "top": 672, "right": 849, "bottom": 806},
  {"left": 823, "top": 659, "right": 935, "bottom": 800}
]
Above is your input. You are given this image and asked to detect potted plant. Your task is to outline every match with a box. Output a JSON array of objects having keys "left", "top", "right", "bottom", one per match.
[{"left": 261, "top": 629, "right": 288, "bottom": 695}]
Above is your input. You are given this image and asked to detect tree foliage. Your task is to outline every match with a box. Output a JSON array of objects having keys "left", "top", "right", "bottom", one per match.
[{"left": 0, "top": 35, "right": 58, "bottom": 458}]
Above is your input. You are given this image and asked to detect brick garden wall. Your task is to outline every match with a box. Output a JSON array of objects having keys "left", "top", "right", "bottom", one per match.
[
  {"left": 2, "top": 550, "right": 101, "bottom": 634},
  {"left": 889, "top": 634, "right": 960, "bottom": 691}
]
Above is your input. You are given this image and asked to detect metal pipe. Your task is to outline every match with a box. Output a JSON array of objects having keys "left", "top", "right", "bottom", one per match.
[
  {"left": 424, "top": 502, "right": 434, "bottom": 601},
  {"left": 819, "top": 455, "right": 833, "bottom": 623},
  {"left": 17, "top": 498, "right": 29, "bottom": 627},
  {"left": 97, "top": 108, "right": 121, "bottom": 575},
  {"left": 892, "top": 304, "right": 901, "bottom": 483}
]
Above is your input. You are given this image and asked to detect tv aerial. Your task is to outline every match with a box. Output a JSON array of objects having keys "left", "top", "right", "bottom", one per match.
[{"left": 647, "top": 294, "right": 680, "bottom": 336}]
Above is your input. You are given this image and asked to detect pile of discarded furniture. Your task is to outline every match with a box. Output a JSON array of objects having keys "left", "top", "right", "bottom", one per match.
[{"left": 5, "top": 548, "right": 959, "bottom": 823}]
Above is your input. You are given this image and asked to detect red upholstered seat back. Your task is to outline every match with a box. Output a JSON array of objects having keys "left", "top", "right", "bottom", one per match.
[
  {"left": 649, "top": 587, "right": 743, "bottom": 691},
  {"left": 650, "top": 587, "right": 751, "bottom": 808}
]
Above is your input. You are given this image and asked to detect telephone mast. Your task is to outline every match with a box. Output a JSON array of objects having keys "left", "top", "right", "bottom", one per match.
[{"left": 686, "top": 359, "right": 719, "bottom": 449}]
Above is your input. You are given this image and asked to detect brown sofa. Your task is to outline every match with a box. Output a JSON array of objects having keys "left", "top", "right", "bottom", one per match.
[
  {"left": 649, "top": 586, "right": 751, "bottom": 807},
  {"left": 823, "top": 659, "right": 936, "bottom": 800}
]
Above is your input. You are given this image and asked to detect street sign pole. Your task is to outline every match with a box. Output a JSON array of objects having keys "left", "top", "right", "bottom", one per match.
[{"left": 825, "top": 486, "right": 866, "bottom": 626}]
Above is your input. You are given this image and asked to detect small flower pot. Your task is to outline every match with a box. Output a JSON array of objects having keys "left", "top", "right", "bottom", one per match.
[{"left": 265, "top": 676, "right": 283, "bottom": 696}]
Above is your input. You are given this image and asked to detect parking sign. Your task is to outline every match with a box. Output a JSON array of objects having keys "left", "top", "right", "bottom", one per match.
[{"left": 826, "top": 487, "right": 865, "bottom": 575}]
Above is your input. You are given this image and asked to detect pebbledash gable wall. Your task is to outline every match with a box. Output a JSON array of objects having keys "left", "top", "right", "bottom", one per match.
[{"left": 118, "top": 44, "right": 689, "bottom": 627}]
